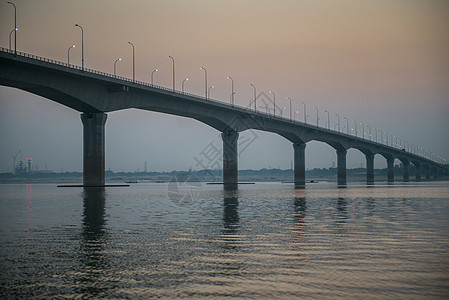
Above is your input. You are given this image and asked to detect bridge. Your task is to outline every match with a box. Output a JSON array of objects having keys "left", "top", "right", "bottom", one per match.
[{"left": 1, "top": 48, "right": 447, "bottom": 188}]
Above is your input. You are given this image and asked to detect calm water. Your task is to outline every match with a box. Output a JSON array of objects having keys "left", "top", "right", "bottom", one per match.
[{"left": 1, "top": 181, "right": 449, "bottom": 299}]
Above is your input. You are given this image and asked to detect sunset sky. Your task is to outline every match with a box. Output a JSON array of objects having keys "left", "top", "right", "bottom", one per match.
[{"left": 1, "top": 0, "right": 448, "bottom": 172}]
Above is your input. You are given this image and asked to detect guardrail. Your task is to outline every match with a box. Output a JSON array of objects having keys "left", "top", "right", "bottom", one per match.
[{"left": 0, "top": 47, "right": 444, "bottom": 164}]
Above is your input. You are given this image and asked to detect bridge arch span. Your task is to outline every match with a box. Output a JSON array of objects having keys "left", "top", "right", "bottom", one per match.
[{"left": 2, "top": 49, "right": 447, "bottom": 187}]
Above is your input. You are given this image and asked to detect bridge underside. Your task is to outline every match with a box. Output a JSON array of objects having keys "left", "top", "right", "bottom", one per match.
[
  {"left": 73, "top": 112, "right": 449, "bottom": 187},
  {"left": 1, "top": 50, "right": 447, "bottom": 187}
]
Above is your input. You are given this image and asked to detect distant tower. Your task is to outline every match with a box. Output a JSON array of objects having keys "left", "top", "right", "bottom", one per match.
[{"left": 27, "top": 158, "right": 32, "bottom": 173}]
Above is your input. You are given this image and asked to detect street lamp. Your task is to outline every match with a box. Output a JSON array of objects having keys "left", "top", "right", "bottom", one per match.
[
  {"left": 301, "top": 101, "right": 306, "bottom": 124},
  {"left": 7, "top": 1, "right": 16, "bottom": 55},
  {"left": 313, "top": 106, "right": 319, "bottom": 127},
  {"left": 353, "top": 121, "right": 357, "bottom": 137},
  {"left": 200, "top": 67, "right": 207, "bottom": 99},
  {"left": 151, "top": 69, "right": 158, "bottom": 85},
  {"left": 250, "top": 84, "right": 256, "bottom": 112},
  {"left": 379, "top": 130, "right": 383, "bottom": 144},
  {"left": 128, "top": 41, "right": 135, "bottom": 83},
  {"left": 367, "top": 125, "right": 372, "bottom": 141},
  {"left": 67, "top": 44, "right": 75, "bottom": 65},
  {"left": 227, "top": 76, "right": 234, "bottom": 106},
  {"left": 114, "top": 58, "right": 121, "bottom": 76},
  {"left": 168, "top": 55, "right": 175, "bottom": 92},
  {"left": 9, "top": 28, "right": 17, "bottom": 52},
  {"left": 281, "top": 107, "right": 286, "bottom": 118},
  {"left": 294, "top": 110, "right": 299, "bottom": 121},
  {"left": 269, "top": 90, "right": 276, "bottom": 117},
  {"left": 208, "top": 85, "right": 214, "bottom": 100},
  {"left": 335, "top": 114, "right": 340, "bottom": 132},
  {"left": 360, "top": 122, "right": 364, "bottom": 139},
  {"left": 182, "top": 78, "right": 188, "bottom": 93},
  {"left": 286, "top": 97, "right": 292, "bottom": 121},
  {"left": 75, "top": 24, "right": 84, "bottom": 70},
  {"left": 344, "top": 117, "right": 349, "bottom": 134},
  {"left": 325, "top": 110, "right": 330, "bottom": 129}
]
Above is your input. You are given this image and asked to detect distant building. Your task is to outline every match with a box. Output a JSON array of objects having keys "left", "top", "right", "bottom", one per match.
[
  {"left": 27, "top": 158, "right": 32, "bottom": 173},
  {"left": 15, "top": 161, "right": 27, "bottom": 175}
]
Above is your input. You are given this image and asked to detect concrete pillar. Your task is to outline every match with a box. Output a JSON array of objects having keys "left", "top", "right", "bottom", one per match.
[
  {"left": 387, "top": 158, "right": 394, "bottom": 183},
  {"left": 337, "top": 149, "right": 347, "bottom": 186},
  {"left": 81, "top": 112, "right": 107, "bottom": 187},
  {"left": 366, "top": 153, "right": 374, "bottom": 184},
  {"left": 222, "top": 129, "right": 239, "bottom": 188},
  {"left": 432, "top": 168, "right": 438, "bottom": 180},
  {"left": 425, "top": 166, "right": 431, "bottom": 180},
  {"left": 415, "top": 164, "right": 421, "bottom": 181},
  {"left": 293, "top": 142, "right": 306, "bottom": 188},
  {"left": 402, "top": 161, "right": 410, "bottom": 182}
]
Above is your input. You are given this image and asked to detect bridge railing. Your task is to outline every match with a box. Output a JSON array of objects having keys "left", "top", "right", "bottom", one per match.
[{"left": 0, "top": 47, "right": 443, "bottom": 165}]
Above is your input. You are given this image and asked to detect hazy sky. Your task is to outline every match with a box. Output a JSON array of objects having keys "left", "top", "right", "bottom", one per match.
[{"left": 1, "top": 0, "right": 448, "bottom": 172}]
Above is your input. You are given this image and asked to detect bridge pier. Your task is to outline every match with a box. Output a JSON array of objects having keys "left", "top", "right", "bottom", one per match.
[
  {"left": 387, "top": 158, "right": 394, "bottom": 183},
  {"left": 293, "top": 142, "right": 306, "bottom": 188},
  {"left": 366, "top": 154, "right": 374, "bottom": 184},
  {"left": 222, "top": 129, "right": 239, "bottom": 188},
  {"left": 402, "top": 161, "right": 410, "bottom": 182},
  {"left": 424, "top": 166, "right": 431, "bottom": 180},
  {"left": 81, "top": 112, "right": 107, "bottom": 187},
  {"left": 415, "top": 164, "right": 421, "bottom": 181},
  {"left": 432, "top": 168, "right": 438, "bottom": 180},
  {"left": 337, "top": 149, "right": 347, "bottom": 186}
]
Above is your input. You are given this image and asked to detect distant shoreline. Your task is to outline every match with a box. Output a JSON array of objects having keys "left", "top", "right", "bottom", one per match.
[{"left": 1, "top": 168, "right": 447, "bottom": 185}]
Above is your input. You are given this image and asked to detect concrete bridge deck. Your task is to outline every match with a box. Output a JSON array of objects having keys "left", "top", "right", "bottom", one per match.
[{"left": 1, "top": 48, "right": 447, "bottom": 187}]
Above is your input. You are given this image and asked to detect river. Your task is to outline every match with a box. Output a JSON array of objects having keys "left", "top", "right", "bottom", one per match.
[{"left": 1, "top": 181, "right": 448, "bottom": 298}]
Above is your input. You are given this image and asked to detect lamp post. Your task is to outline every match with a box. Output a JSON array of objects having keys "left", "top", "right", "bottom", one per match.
[
  {"left": 281, "top": 107, "right": 286, "bottom": 118},
  {"left": 67, "top": 44, "right": 75, "bottom": 65},
  {"left": 287, "top": 97, "right": 292, "bottom": 121},
  {"left": 7, "top": 1, "right": 16, "bottom": 55},
  {"left": 325, "top": 110, "right": 330, "bottom": 129},
  {"left": 360, "top": 122, "right": 364, "bottom": 139},
  {"left": 200, "top": 67, "right": 207, "bottom": 99},
  {"left": 168, "top": 55, "right": 175, "bottom": 92},
  {"left": 75, "top": 24, "right": 84, "bottom": 70},
  {"left": 344, "top": 117, "right": 349, "bottom": 134},
  {"left": 313, "top": 106, "right": 319, "bottom": 127},
  {"left": 379, "top": 130, "right": 383, "bottom": 144},
  {"left": 114, "top": 58, "right": 121, "bottom": 76},
  {"left": 128, "top": 41, "right": 135, "bottom": 83},
  {"left": 208, "top": 85, "right": 214, "bottom": 100},
  {"left": 9, "top": 28, "right": 17, "bottom": 52},
  {"left": 301, "top": 101, "right": 306, "bottom": 124},
  {"left": 182, "top": 78, "right": 188, "bottom": 93},
  {"left": 227, "top": 76, "right": 234, "bottom": 106},
  {"left": 367, "top": 125, "right": 371, "bottom": 141},
  {"left": 335, "top": 114, "right": 340, "bottom": 132},
  {"left": 353, "top": 121, "right": 357, "bottom": 137},
  {"left": 250, "top": 84, "right": 256, "bottom": 112},
  {"left": 294, "top": 111, "right": 299, "bottom": 121},
  {"left": 269, "top": 90, "right": 276, "bottom": 117},
  {"left": 151, "top": 69, "right": 158, "bottom": 85}
]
